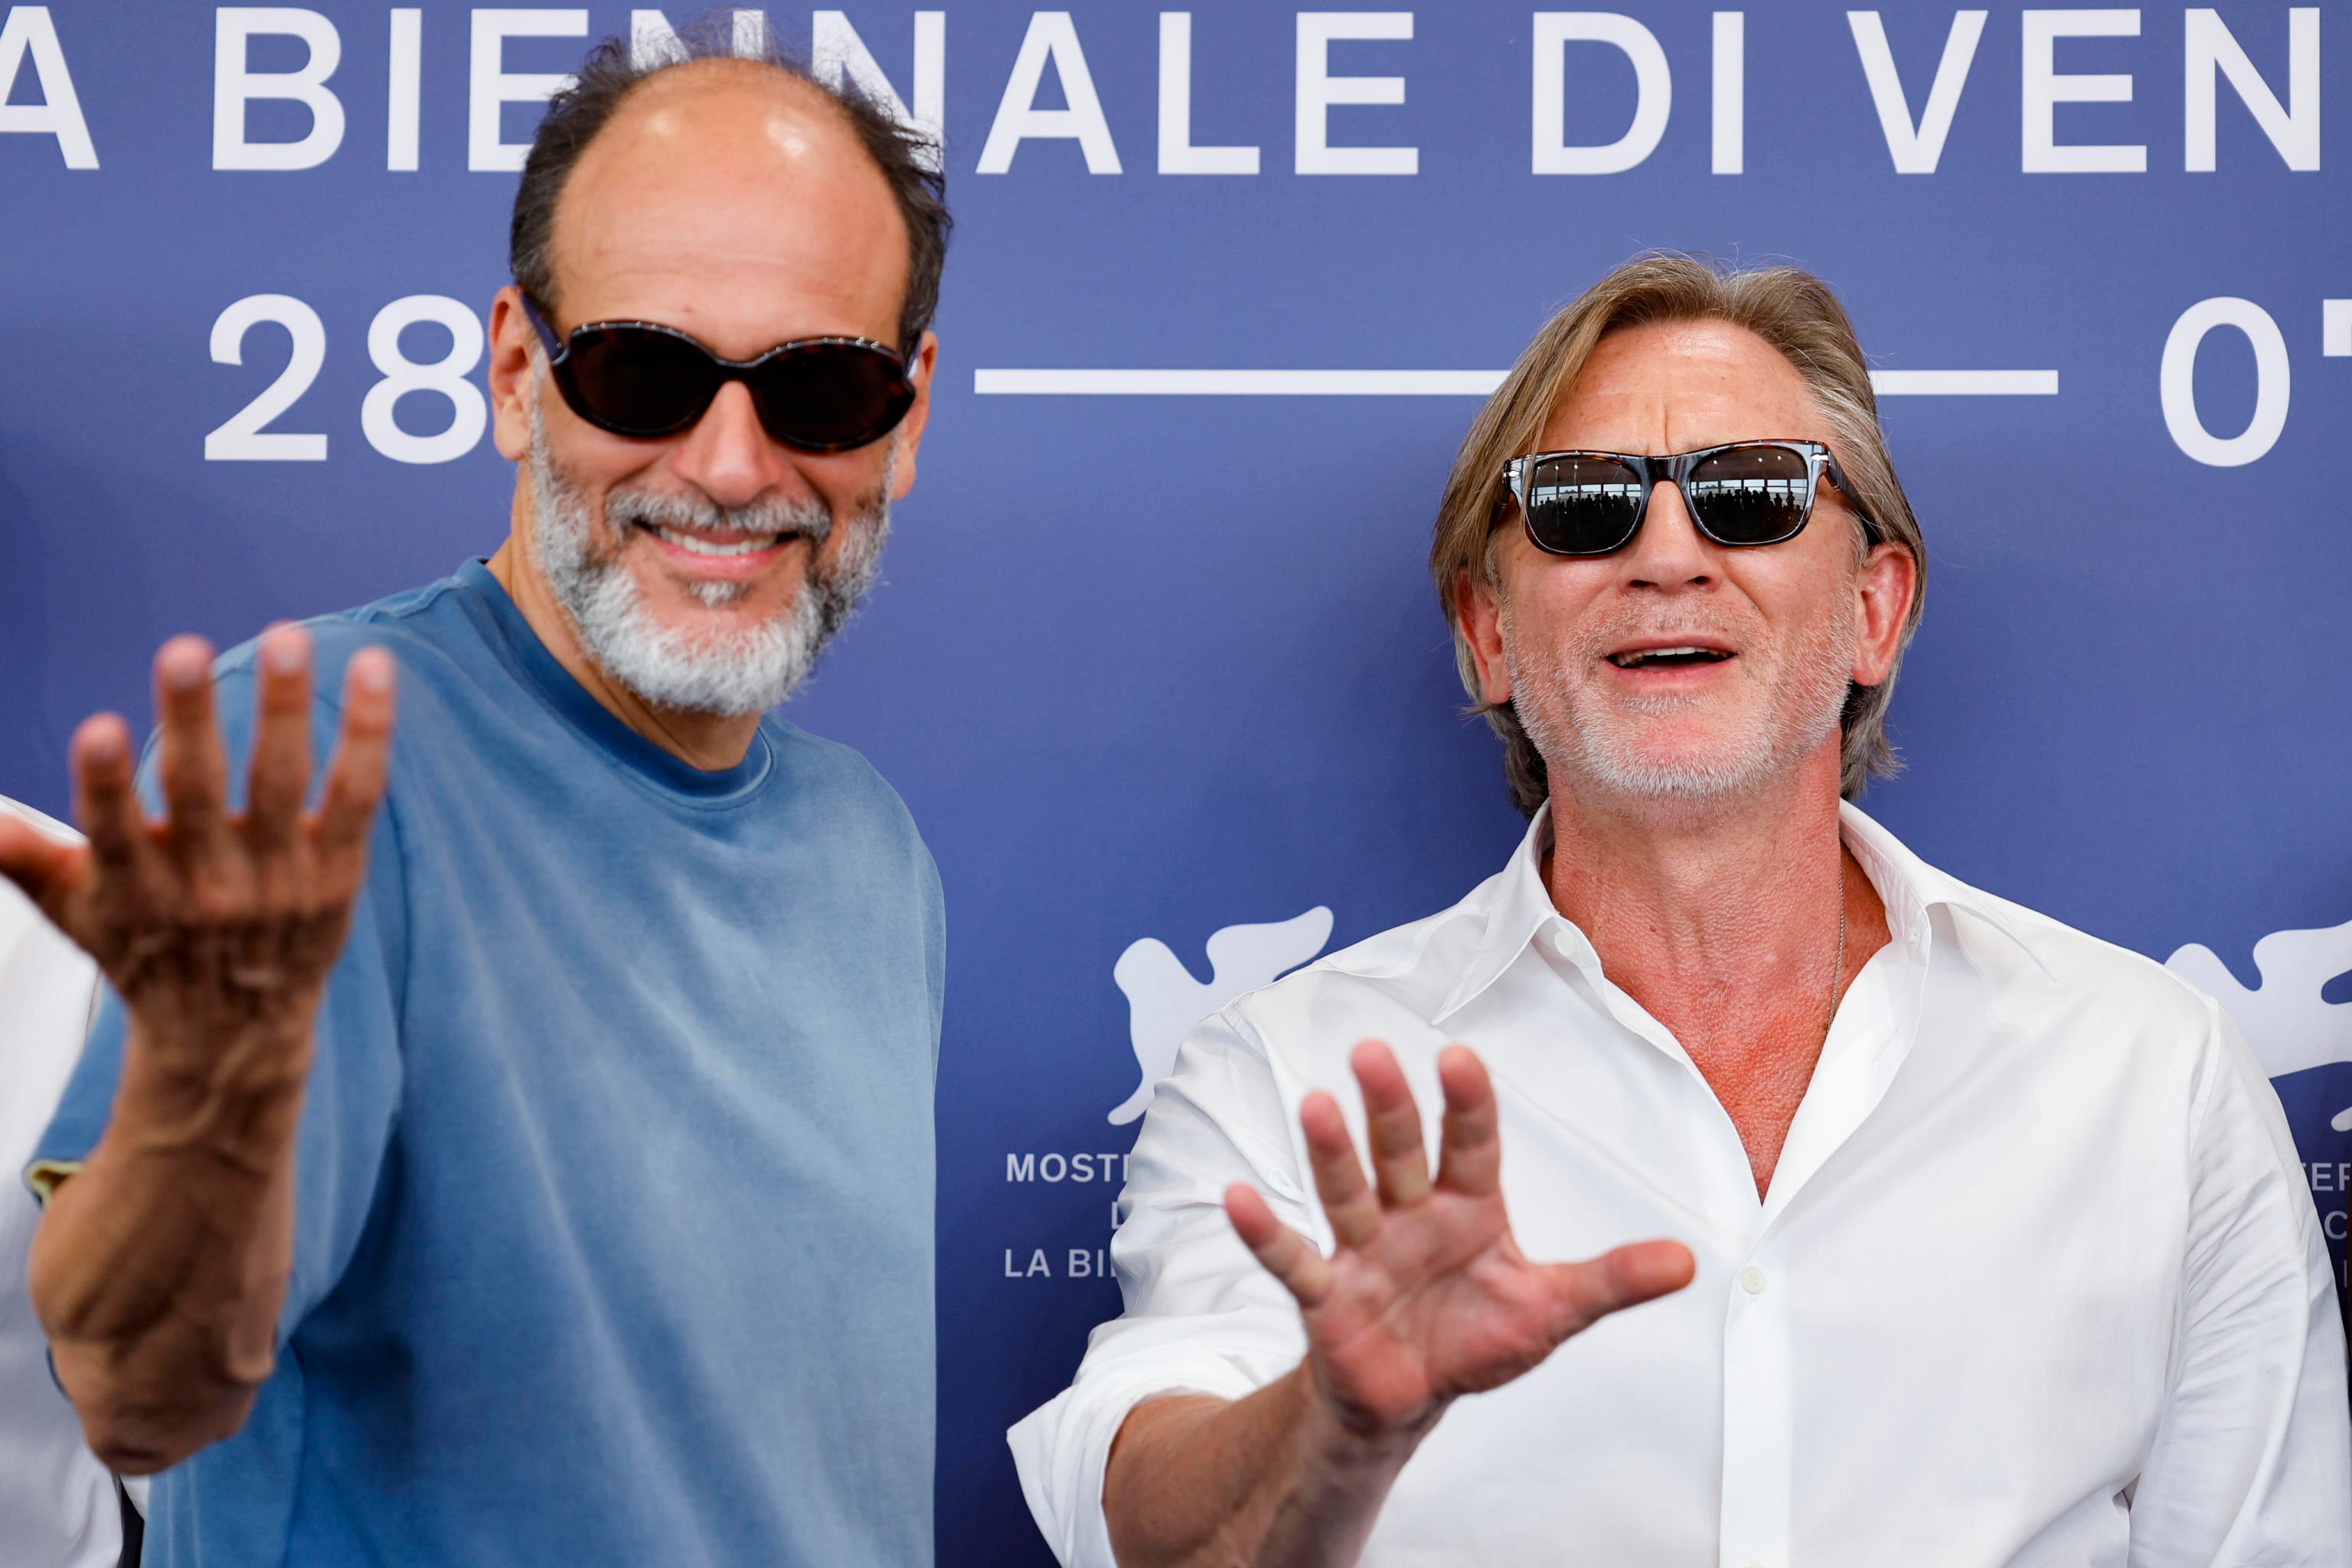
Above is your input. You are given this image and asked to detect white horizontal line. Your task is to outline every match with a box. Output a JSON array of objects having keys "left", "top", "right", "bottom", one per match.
[
  {"left": 1869, "top": 369, "right": 2059, "bottom": 396},
  {"left": 973, "top": 368, "right": 1504, "bottom": 396},
  {"left": 974, "top": 368, "right": 2060, "bottom": 397}
]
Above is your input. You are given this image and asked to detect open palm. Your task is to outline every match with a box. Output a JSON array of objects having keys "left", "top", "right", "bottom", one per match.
[
  {"left": 1226, "top": 1042, "right": 1692, "bottom": 1437},
  {"left": 0, "top": 629, "right": 394, "bottom": 1076}
]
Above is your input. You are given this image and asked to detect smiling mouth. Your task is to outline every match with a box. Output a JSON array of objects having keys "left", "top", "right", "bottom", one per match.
[
  {"left": 638, "top": 522, "right": 795, "bottom": 559},
  {"left": 1607, "top": 645, "right": 1733, "bottom": 670}
]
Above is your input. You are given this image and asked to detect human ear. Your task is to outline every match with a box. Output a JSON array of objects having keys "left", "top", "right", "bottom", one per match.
[
  {"left": 485, "top": 286, "right": 540, "bottom": 463},
  {"left": 1454, "top": 569, "right": 1514, "bottom": 708},
  {"left": 886, "top": 332, "right": 939, "bottom": 501},
  {"left": 1851, "top": 540, "right": 1917, "bottom": 687}
]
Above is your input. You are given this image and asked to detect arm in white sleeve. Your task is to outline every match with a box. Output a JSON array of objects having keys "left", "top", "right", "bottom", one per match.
[
  {"left": 1010, "top": 1005, "right": 1318, "bottom": 1568},
  {"left": 2128, "top": 1001, "right": 2352, "bottom": 1565}
]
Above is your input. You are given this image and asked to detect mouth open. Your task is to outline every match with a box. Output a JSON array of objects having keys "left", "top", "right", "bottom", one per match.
[
  {"left": 1606, "top": 645, "right": 1733, "bottom": 671},
  {"left": 638, "top": 522, "right": 800, "bottom": 559},
  {"left": 631, "top": 521, "right": 821, "bottom": 584}
]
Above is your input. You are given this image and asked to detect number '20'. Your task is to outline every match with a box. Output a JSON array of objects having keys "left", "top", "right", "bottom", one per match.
[{"left": 205, "top": 294, "right": 488, "bottom": 466}]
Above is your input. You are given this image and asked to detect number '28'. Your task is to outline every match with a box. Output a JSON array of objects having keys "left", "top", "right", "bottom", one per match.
[{"left": 204, "top": 293, "right": 488, "bottom": 466}]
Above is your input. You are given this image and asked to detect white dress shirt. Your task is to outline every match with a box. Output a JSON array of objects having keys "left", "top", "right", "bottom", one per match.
[
  {"left": 1011, "top": 804, "right": 2351, "bottom": 1568},
  {"left": 0, "top": 796, "right": 129, "bottom": 1568}
]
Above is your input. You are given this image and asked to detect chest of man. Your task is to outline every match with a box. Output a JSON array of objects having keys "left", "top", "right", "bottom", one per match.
[
  {"left": 256, "top": 669, "right": 943, "bottom": 1566},
  {"left": 1253, "top": 935, "right": 2189, "bottom": 1565}
]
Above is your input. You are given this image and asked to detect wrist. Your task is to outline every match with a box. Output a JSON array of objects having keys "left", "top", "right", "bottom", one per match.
[
  {"left": 122, "top": 1009, "right": 313, "bottom": 1106},
  {"left": 1292, "top": 1366, "right": 1445, "bottom": 1476},
  {"left": 110, "top": 1015, "right": 313, "bottom": 1169}
]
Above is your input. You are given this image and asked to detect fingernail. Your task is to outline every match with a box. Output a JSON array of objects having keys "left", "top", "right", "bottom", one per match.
[
  {"left": 264, "top": 635, "right": 305, "bottom": 675},
  {"left": 352, "top": 655, "right": 392, "bottom": 694},
  {"left": 84, "top": 727, "right": 122, "bottom": 763}
]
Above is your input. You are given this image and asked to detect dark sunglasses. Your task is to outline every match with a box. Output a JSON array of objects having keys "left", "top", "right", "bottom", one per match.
[
  {"left": 519, "top": 293, "right": 916, "bottom": 454},
  {"left": 1500, "top": 440, "right": 1877, "bottom": 557}
]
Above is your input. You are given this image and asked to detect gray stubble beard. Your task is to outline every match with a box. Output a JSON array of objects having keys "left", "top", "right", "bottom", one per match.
[
  {"left": 1503, "top": 597, "right": 1856, "bottom": 807},
  {"left": 524, "top": 395, "right": 893, "bottom": 718}
]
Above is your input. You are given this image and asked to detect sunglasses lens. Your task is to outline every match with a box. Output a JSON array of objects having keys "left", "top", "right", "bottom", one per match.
[
  {"left": 560, "top": 327, "right": 720, "bottom": 436},
  {"left": 1685, "top": 446, "right": 1814, "bottom": 545},
  {"left": 751, "top": 345, "right": 914, "bottom": 452},
  {"left": 1522, "top": 456, "right": 1647, "bottom": 555}
]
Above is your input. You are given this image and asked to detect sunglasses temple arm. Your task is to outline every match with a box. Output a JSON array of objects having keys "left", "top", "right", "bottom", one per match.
[
  {"left": 516, "top": 292, "right": 567, "bottom": 366},
  {"left": 1821, "top": 456, "right": 1883, "bottom": 542}
]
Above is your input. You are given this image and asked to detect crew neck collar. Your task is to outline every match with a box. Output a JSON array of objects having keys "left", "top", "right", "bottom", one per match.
[{"left": 454, "top": 558, "right": 774, "bottom": 805}]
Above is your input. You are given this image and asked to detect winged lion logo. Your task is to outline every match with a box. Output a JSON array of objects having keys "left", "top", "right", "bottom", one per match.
[
  {"left": 2167, "top": 916, "right": 2352, "bottom": 1132},
  {"left": 1108, "top": 907, "right": 1334, "bottom": 1125}
]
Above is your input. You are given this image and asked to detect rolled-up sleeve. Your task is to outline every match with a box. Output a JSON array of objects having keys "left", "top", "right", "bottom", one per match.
[
  {"left": 1008, "top": 1006, "right": 1318, "bottom": 1568},
  {"left": 2128, "top": 1001, "right": 2352, "bottom": 1563}
]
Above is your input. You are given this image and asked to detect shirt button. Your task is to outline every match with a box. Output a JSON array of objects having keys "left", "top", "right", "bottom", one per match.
[
  {"left": 1550, "top": 927, "right": 1579, "bottom": 959},
  {"left": 1739, "top": 1266, "right": 1768, "bottom": 1295}
]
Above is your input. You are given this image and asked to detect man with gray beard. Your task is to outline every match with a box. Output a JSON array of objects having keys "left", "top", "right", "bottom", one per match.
[
  {"left": 5, "top": 27, "right": 953, "bottom": 1568},
  {"left": 1012, "top": 256, "right": 2350, "bottom": 1566},
  {"left": 525, "top": 399, "right": 893, "bottom": 715}
]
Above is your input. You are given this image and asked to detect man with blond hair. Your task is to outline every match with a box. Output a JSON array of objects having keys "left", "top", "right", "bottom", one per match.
[{"left": 1011, "top": 256, "right": 2350, "bottom": 1566}]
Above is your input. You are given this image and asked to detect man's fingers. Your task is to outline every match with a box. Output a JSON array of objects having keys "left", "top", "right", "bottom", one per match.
[
  {"left": 0, "top": 812, "right": 90, "bottom": 931},
  {"left": 243, "top": 626, "right": 315, "bottom": 862},
  {"left": 312, "top": 649, "right": 395, "bottom": 887},
  {"left": 1539, "top": 1240, "right": 1696, "bottom": 1343},
  {"left": 70, "top": 714, "right": 155, "bottom": 892},
  {"left": 1226, "top": 1184, "right": 1333, "bottom": 1308},
  {"left": 151, "top": 637, "right": 233, "bottom": 877},
  {"left": 1433, "top": 1045, "right": 1501, "bottom": 1197},
  {"left": 1351, "top": 1040, "right": 1432, "bottom": 1208},
  {"left": 1298, "top": 1091, "right": 1382, "bottom": 1250}
]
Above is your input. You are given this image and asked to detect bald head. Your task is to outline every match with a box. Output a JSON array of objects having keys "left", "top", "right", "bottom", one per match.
[
  {"left": 547, "top": 63, "right": 906, "bottom": 355},
  {"left": 510, "top": 31, "right": 949, "bottom": 351}
]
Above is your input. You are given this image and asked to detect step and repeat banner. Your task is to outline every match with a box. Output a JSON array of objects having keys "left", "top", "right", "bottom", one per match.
[{"left": 3, "top": 2, "right": 2348, "bottom": 1559}]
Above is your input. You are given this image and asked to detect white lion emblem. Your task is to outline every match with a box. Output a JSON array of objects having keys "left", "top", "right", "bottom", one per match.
[
  {"left": 2167, "top": 916, "right": 2352, "bottom": 1130},
  {"left": 1108, "top": 907, "right": 1334, "bottom": 1125}
]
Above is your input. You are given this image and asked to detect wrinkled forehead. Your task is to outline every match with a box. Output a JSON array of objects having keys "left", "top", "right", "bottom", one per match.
[
  {"left": 547, "top": 62, "right": 908, "bottom": 348},
  {"left": 1538, "top": 318, "right": 1831, "bottom": 456}
]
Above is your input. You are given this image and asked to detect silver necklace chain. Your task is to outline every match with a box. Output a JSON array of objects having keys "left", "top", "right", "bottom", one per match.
[{"left": 1826, "top": 859, "right": 1848, "bottom": 1038}]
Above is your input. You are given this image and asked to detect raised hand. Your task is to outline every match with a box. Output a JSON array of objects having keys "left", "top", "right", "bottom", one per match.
[
  {"left": 1226, "top": 1041, "right": 1693, "bottom": 1440},
  {"left": 0, "top": 626, "right": 394, "bottom": 1096},
  {"left": 2, "top": 626, "right": 397, "bottom": 1470}
]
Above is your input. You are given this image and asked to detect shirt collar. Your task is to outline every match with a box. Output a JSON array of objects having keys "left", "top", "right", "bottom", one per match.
[
  {"left": 1835, "top": 802, "right": 2053, "bottom": 978},
  {"left": 1430, "top": 798, "right": 2050, "bottom": 1026},
  {"left": 1432, "top": 804, "right": 1576, "bottom": 1024}
]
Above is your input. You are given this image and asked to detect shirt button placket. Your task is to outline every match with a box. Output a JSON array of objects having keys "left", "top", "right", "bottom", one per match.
[{"left": 1719, "top": 1255, "right": 1792, "bottom": 1568}]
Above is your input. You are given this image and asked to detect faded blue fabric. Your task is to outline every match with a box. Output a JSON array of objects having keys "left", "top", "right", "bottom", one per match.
[{"left": 36, "top": 560, "right": 942, "bottom": 1568}]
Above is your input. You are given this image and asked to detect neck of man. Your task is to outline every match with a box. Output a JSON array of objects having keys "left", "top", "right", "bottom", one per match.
[
  {"left": 485, "top": 528, "right": 766, "bottom": 775},
  {"left": 1541, "top": 736, "right": 1893, "bottom": 1193},
  {"left": 1544, "top": 735, "right": 1888, "bottom": 1006}
]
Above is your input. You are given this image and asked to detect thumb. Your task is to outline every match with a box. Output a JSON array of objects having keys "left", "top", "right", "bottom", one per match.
[
  {"left": 1540, "top": 1240, "right": 1695, "bottom": 1343},
  {"left": 0, "top": 812, "right": 87, "bottom": 920}
]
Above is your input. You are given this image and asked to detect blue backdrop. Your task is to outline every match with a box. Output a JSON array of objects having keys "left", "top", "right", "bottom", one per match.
[{"left": 2, "top": 3, "right": 2347, "bottom": 1560}]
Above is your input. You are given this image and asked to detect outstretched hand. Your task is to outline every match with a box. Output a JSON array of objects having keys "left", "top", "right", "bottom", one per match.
[
  {"left": 0, "top": 626, "right": 394, "bottom": 1083},
  {"left": 1226, "top": 1041, "right": 1693, "bottom": 1439}
]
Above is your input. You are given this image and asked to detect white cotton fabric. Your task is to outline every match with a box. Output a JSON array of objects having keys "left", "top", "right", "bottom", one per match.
[
  {"left": 0, "top": 795, "right": 127, "bottom": 1568},
  {"left": 1010, "top": 802, "right": 2352, "bottom": 1568}
]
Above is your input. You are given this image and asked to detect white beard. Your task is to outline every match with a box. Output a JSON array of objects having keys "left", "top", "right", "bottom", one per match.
[
  {"left": 524, "top": 397, "right": 891, "bottom": 717},
  {"left": 1504, "top": 596, "right": 1855, "bottom": 805}
]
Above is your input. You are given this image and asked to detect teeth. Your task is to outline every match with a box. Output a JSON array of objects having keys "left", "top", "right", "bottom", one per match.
[
  {"left": 655, "top": 527, "right": 780, "bottom": 558},
  {"left": 1610, "top": 645, "right": 1726, "bottom": 668}
]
